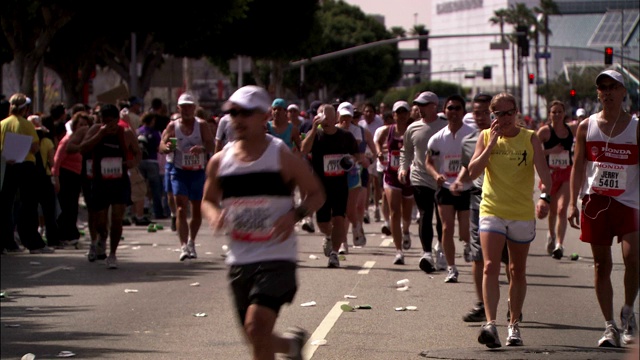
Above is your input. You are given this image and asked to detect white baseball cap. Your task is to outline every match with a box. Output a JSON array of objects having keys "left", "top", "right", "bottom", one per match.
[
  {"left": 413, "top": 91, "right": 439, "bottom": 106},
  {"left": 337, "top": 102, "right": 354, "bottom": 117},
  {"left": 287, "top": 104, "right": 300, "bottom": 112},
  {"left": 596, "top": 70, "right": 625, "bottom": 88},
  {"left": 222, "top": 85, "right": 271, "bottom": 113},
  {"left": 392, "top": 101, "right": 410, "bottom": 112},
  {"left": 576, "top": 108, "right": 587, "bottom": 117},
  {"left": 177, "top": 93, "right": 196, "bottom": 105}
]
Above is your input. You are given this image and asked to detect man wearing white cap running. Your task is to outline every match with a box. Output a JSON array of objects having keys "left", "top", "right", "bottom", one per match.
[
  {"left": 160, "top": 92, "right": 215, "bottom": 261},
  {"left": 202, "top": 85, "right": 325, "bottom": 360}
]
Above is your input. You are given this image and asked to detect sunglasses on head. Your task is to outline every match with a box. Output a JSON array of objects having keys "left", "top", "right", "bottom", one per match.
[
  {"left": 446, "top": 105, "right": 463, "bottom": 111},
  {"left": 492, "top": 108, "right": 517, "bottom": 117},
  {"left": 225, "top": 108, "right": 256, "bottom": 117}
]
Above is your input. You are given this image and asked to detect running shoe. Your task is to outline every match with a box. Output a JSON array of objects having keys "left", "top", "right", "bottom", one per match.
[
  {"left": 436, "top": 250, "right": 448, "bottom": 271},
  {"left": 552, "top": 245, "right": 564, "bottom": 260},
  {"left": 506, "top": 321, "right": 523, "bottom": 346},
  {"left": 478, "top": 322, "right": 501, "bottom": 348},
  {"left": 106, "top": 255, "right": 118, "bottom": 269},
  {"left": 444, "top": 268, "right": 459, "bottom": 283},
  {"left": 546, "top": 234, "right": 555, "bottom": 255},
  {"left": 463, "top": 241, "right": 472, "bottom": 262},
  {"left": 463, "top": 302, "right": 486, "bottom": 322},
  {"left": 419, "top": 254, "right": 435, "bottom": 274},
  {"left": 339, "top": 242, "right": 349, "bottom": 255},
  {"left": 301, "top": 220, "right": 315, "bottom": 233},
  {"left": 621, "top": 306, "right": 638, "bottom": 345},
  {"left": 323, "top": 237, "right": 332, "bottom": 257},
  {"left": 381, "top": 222, "right": 391, "bottom": 236},
  {"left": 96, "top": 239, "right": 107, "bottom": 260},
  {"left": 87, "top": 244, "right": 97, "bottom": 262},
  {"left": 328, "top": 251, "right": 340, "bottom": 268},
  {"left": 363, "top": 213, "right": 370, "bottom": 224},
  {"left": 282, "top": 326, "right": 309, "bottom": 360},
  {"left": 29, "top": 246, "right": 55, "bottom": 254},
  {"left": 170, "top": 216, "right": 177, "bottom": 232},
  {"left": 402, "top": 233, "right": 411, "bottom": 250},
  {"left": 187, "top": 241, "right": 197, "bottom": 259},
  {"left": 373, "top": 207, "right": 381, "bottom": 222},
  {"left": 393, "top": 253, "right": 405, "bottom": 265},
  {"left": 179, "top": 245, "right": 190, "bottom": 261},
  {"left": 353, "top": 227, "right": 366, "bottom": 247},
  {"left": 598, "top": 323, "right": 621, "bottom": 347}
]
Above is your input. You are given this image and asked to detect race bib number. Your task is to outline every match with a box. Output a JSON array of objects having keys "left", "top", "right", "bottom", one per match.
[
  {"left": 389, "top": 150, "right": 400, "bottom": 171},
  {"left": 86, "top": 159, "right": 93, "bottom": 179},
  {"left": 591, "top": 162, "right": 626, "bottom": 196},
  {"left": 100, "top": 157, "right": 122, "bottom": 179},
  {"left": 225, "top": 198, "right": 272, "bottom": 242},
  {"left": 182, "top": 153, "right": 205, "bottom": 170},
  {"left": 444, "top": 154, "right": 461, "bottom": 177},
  {"left": 323, "top": 154, "right": 345, "bottom": 176},
  {"left": 549, "top": 150, "right": 570, "bottom": 169}
]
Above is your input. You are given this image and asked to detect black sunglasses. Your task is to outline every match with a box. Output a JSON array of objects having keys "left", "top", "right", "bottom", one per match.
[
  {"left": 492, "top": 108, "right": 517, "bottom": 117},
  {"left": 225, "top": 108, "right": 256, "bottom": 117},
  {"left": 446, "top": 105, "right": 463, "bottom": 111}
]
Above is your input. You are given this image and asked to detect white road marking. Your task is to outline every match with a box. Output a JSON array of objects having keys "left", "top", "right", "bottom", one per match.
[
  {"left": 304, "top": 301, "right": 349, "bottom": 359},
  {"left": 27, "top": 266, "right": 64, "bottom": 279},
  {"left": 380, "top": 239, "right": 393, "bottom": 247},
  {"left": 358, "top": 261, "right": 376, "bottom": 275}
]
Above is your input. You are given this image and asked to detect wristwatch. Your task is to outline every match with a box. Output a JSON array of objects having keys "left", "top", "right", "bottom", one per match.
[{"left": 539, "top": 193, "right": 551, "bottom": 203}]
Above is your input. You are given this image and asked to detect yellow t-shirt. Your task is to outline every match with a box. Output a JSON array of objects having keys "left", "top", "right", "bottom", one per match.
[
  {"left": 0, "top": 115, "right": 39, "bottom": 163},
  {"left": 480, "top": 128, "right": 535, "bottom": 220}
]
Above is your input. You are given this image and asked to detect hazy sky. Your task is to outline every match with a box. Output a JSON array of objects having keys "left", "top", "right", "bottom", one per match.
[{"left": 343, "top": 0, "right": 430, "bottom": 30}]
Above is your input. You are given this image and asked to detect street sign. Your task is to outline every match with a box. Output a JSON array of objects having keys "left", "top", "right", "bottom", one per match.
[
  {"left": 490, "top": 41, "right": 509, "bottom": 50},
  {"left": 535, "top": 52, "right": 551, "bottom": 59}
]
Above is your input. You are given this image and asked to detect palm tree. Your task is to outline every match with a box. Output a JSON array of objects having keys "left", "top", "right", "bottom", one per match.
[
  {"left": 504, "top": 3, "right": 536, "bottom": 112},
  {"left": 534, "top": 0, "right": 560, "bottom": 89},
  {"left": 490, "top": 9, "right": 509, "bottom": 92},
  {"left": 390, "top": 26, "right": 406, "bottom": 38}
]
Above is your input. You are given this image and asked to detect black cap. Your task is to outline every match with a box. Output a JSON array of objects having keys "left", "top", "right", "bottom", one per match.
[
  {"left": 308, "top": 100, "right": 322, "bottom": 115},
  {"left": 473, "top": 93, "right": 493, "bottom": 103}
]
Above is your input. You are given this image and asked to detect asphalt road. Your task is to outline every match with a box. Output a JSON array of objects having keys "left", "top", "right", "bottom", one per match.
[{"left": 1, "top": 205, "right": 638, "bottom": 360}]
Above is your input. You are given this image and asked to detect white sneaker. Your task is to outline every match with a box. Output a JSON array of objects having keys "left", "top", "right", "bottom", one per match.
[
  {"left": 393, "top": 252, "right": 405, "bottom": 265},
  {"left": 179, "top": 245, "right": 189, "bottom": 261},
  {"left": 187, "top": 241, "right": 197, "bottom": 259},
  {"left": 322, "top": 237, "right": 332, "bottom": 257},
  {"left": 506, "top": 322, "right": 523, "bottom": 346},
  {"left": 546, "top": 234, "right": 555, "bottom": 255},
  {"left": 621, "top": 306, "right": 638, "bottom": 345},
  {"left": 339, "top": 242, "right": 349, "bottom": 255},
  {"left": 598, "top": 323, "right": 621, "bottom": 347}
]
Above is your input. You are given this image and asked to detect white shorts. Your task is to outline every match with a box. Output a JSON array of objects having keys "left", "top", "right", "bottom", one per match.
[{"left": 479, "top": 216, "right": 536, "bottom": 243}]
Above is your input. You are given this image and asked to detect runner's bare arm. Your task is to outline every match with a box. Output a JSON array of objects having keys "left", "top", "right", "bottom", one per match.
[
  {"left": 202, "top": 152, "right": 225, "bottom": 231},
  {"left": 568, "top": 119, "right": 589, "bottom": 228}
]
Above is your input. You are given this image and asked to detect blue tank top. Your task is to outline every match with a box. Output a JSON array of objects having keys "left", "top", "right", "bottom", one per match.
[{"left": 267, "top": 122, "right": 294, "bottom": 149}]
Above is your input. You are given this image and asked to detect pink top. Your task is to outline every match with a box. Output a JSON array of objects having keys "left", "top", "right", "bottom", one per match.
[{"left": 52, "top": 134, "right": 82, "bottom": 175}]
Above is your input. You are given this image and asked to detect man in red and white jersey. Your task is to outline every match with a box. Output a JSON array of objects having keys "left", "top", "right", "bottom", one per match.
[{"left": 569, "top": 69, "right": 638, "bottom": 348}]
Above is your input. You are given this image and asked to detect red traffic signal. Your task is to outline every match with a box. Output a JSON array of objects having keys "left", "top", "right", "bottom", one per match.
[
  {"left": 605, "top": 47, "right": 613, "bottom": 65},
  {"left": 569, "top": 89, "right": 576, "bottom": 97},
  {"left": 528, "top": 73, "right": 535, "bottom": 84}
]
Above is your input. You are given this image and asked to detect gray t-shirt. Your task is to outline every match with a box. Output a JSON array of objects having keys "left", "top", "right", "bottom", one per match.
[{"left": 400, "top": 118, "right": 447, "bottom": 189}]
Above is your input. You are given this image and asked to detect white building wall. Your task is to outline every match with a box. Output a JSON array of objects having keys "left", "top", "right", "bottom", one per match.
[{"left": 429, "top": 0, "right": 539, "bottom": 96}]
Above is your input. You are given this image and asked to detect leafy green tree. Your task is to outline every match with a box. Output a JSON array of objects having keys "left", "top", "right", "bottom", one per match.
[
  {"left": 294, "top": 0, "right": 401, "bottom": 101},
  {"left": 490, "top": 9, "right": 509, "bottom": 92}
]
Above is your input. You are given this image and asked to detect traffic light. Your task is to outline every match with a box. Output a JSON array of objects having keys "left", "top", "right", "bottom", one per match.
[
  {"left": 569, "top": 89, "right": 577, "bottom": 107},
  {"left": 516, "top": 25, "right": 529, "bottom": 57},
  {"left": 604, "top": 47, "right": 613, "bottom": 65},
  {"left": 483, "top": 66, "right": 492, "bottom": 79},
  {"left": 419, "top": 29, "right": 429, "bottom": 52},
  {"left": 528, "top": 73, "right": 535, "bottom": 84}
]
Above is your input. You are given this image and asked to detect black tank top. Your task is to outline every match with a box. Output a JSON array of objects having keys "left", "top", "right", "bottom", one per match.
[{"left": 543, "top": 123, "right": 574, "bottom": 166}]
